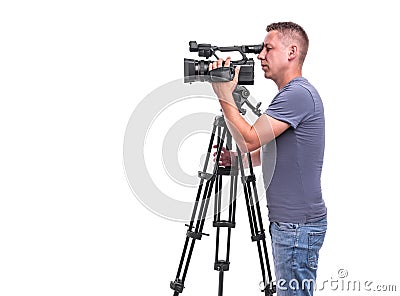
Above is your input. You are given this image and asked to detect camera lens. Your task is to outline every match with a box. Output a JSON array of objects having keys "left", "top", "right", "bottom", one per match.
[
  {"left": 184, "top": 58, "right": 210, "bottom": 83},
  {"left": 184, "top": 59, "right": 196, "bottom": 83}
]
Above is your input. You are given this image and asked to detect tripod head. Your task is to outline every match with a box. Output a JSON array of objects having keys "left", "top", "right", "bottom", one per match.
[{"left": 232, "top": 85, "right": 262, "bottom": 117}]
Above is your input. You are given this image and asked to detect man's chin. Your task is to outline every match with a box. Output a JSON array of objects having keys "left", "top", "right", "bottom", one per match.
[{"left": 264, "top": 72, "right": 272, "bottom": 79}]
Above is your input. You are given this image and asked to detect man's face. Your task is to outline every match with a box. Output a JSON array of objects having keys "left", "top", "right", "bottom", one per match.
[{"left": 257, "top": 30, "right": 289, "bottom": 80}]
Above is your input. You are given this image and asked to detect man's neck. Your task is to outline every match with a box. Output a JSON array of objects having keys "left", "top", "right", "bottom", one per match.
[{"left": 276, "top": 70, "right": 302, "bottom": 90}]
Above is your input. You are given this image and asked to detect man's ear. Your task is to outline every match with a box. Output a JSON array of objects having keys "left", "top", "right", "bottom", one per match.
[{"left": 288, "top": 45, "right": 298, "bottom": 61}]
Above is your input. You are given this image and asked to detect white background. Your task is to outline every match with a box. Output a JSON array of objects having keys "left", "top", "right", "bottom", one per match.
[{"left": 1, "top": 0, "right": 399, "bottom": 295}]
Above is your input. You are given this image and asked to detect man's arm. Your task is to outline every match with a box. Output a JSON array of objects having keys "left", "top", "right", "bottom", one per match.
[
  {"left": 250, "top": 148, "right": 261, "bottom": 167},
  {"left": 210, "top": 58, "right": 289, "bottom": 153},
  {"left": 222, "top": 104, "right": 289, "bottom": 152}
]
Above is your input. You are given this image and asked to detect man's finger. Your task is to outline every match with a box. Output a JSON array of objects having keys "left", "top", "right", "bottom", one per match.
[
  {"left": 224, "top": 57, "right": 231, "bottom": 67},
  {"left": 233, "top": 66, "right": 241, "bottom": 84},
  {"left": 217, "top": 58, "right": 223, "bottom": 68}
]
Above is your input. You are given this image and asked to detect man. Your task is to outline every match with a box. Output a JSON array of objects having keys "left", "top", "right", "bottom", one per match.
[{"left": 210, "top": 22, "right": 327, "bottom": 296}]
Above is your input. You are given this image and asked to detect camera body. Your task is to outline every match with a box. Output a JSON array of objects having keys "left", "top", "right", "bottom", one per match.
[{"left": 184, "top": 41, "right": 263, "bottom": 85}]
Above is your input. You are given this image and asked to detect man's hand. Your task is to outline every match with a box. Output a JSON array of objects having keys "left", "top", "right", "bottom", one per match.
[
  {"left": 213, "top": 145, "right": 237, "bottom": 167},
  {"left": 209, "top": 57, "right": 240, "bottom": 103}
]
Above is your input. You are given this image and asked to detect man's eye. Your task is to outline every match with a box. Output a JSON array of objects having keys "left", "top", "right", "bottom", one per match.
[{"left": 266, "top": 48, "right": 272, "bottom": 51}]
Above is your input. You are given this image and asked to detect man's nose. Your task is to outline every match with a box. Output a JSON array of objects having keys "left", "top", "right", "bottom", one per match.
[{"left": 257, "top": 48, "right": 266, "bottom": 60}]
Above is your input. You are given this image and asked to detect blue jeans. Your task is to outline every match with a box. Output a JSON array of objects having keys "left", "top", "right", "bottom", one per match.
[{"left": 269, "top": 217, "right": 327, "bottom": 296}]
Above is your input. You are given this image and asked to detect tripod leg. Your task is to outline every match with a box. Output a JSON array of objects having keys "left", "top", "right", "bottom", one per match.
[
  {"left": 170, "top": 119, "right": 228, "bottom": 296},
  {"left": 212, "top": 132, "right": 239, "bottom": 296},
  {"left": 237, "top": 151, "right": 276, "bottom": 295}
]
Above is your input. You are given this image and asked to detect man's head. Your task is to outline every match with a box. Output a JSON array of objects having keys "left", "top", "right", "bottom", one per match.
[
  {"left": 258, "top": 22, "right": 309, "bottom": 88},
  {"left": 266, "top": 22, "right": 309, "bottom": 65}
]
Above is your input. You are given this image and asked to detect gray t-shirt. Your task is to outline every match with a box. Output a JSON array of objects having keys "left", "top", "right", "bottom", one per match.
[{"left": 262, "top": 77, "right": 327, "bottom": 223}]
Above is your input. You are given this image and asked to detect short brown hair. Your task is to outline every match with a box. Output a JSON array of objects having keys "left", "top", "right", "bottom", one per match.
[{"left": 266, "top": 22, "right": 309, "bottom": 65}]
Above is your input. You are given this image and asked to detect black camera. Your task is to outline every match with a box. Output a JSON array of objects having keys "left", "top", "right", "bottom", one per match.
[{"left": 184, "top": 41, "right": 263, "bottom": 85}]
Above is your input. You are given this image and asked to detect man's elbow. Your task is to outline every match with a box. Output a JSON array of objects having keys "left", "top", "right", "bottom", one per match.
[{"left": 237, "top": 140, "right": 260, "bottom": 154}]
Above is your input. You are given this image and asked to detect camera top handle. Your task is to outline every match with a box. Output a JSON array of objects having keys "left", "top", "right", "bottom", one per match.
[{"left": 189, "top": 41, "right": 263, "bottom": 62}]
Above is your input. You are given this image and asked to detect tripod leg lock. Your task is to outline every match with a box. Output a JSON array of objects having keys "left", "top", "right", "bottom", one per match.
[
  {"left": 217, "top": 166, "right": 239, "bottom": 176},
  {"left": 186, "top": 230, "right": 209, "bottom": 240},
  {"left": 170, "top": 279, "right": 184, "bottom": 293},
  {"left": 185, "top": 225, "right": 209, "bottom": 240},
  {"left": 251, "top": 231, "right": 266, "bottom": 242},
  {"left": 214, "top": 260, "right": 230, "bottom": 271},
  {"left": 198, "top": 171, "right": 214, "bottom": 181},
  {"left": 241, "top": 174, "right": 256, "bottom": 184},
  {"left": 213, "top": 220, "right": 236, "bottom": 228},
  {"left": 260, "top": 281, "right": 276, "bottom": 295}
]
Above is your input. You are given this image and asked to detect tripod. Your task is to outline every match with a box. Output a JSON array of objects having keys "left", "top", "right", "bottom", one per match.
[{"left": 170, "top": 86, "right": 276, "bottom": 296}]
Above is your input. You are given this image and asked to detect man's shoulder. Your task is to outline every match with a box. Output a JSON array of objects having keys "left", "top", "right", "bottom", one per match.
[{"left": 275, "top": 78, "right": 315, "bottom": 106}]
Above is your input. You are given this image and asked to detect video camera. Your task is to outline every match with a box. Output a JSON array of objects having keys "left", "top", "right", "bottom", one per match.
[{"left": 184, "top": 41, "right": 263, "bottom": 85}]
